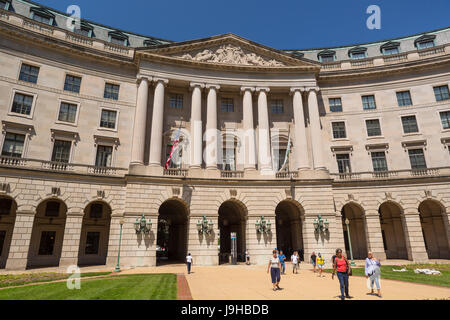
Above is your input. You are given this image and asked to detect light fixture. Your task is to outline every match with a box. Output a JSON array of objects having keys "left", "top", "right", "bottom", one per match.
[
  {"left": 197, "top": 215, "right": 213, "bottom": 235},
  {"left": 256, "top": 216, "right": 271, "bottom": 234},
  {"left": 134, "top": 214, "right": 152, "bottom": 234},
  {"left": 314, "top": 215, "right": 329, "bottom": 232}
]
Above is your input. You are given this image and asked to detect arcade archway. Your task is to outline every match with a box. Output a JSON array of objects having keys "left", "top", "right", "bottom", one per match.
[
  {"left": 378, "top": 202, "right": 408, "bottom": 259},
  {"left": 275, "top": 200, "right": 304, "bottom": 261},
  {"left": 0, "top": 196, "right": 17, "bottom": 269},
  {"left": 341, "top": 203, "right": 367, "bottom": 260},
  {"left": 218, "top": 200, "right": 247, "bottom": 264},
  {"left": 419, "top": 200, "right": 450, "bottom": 259}
]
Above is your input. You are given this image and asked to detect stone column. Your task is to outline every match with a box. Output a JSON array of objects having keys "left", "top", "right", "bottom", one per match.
[
  {"left": 205, "top": 84, "right": 220, "bottom": 169},
  {"left": 190, "top": 83, "right": 204, "bottom": 168},
  {"left": 256, "top": 87, "right": 272, "bottom": 173},
  {"left": 5, "top": 211, "right": 35, "bottom": 270},
  {"left": 241, "top": 87, "right": 256, "bottom": 171},
  {"left": 290, "top": 87, "right": 310, "bottom": 170},
  {"left": 148, "top": 78, "right": 168, "bottom": 167},
  {"left": 402, "top": 208, "right": 429, "bottom": 262},
  {"left": 130, "top": 77, "right": 149, "bottom": 165},
  {"left": 364, "top": 210, "right": 386, "bottom": 260},
  {"left": 60, "top": 210, "right": 84, "bottom": 267},
  {"left": 307, "top": 87, "right": 325, "bottom": 170}
]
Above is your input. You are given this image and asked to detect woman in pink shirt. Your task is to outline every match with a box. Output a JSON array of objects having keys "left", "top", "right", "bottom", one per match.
[{"left": 332, "top": 248, "right": 352, "bottom": 300}]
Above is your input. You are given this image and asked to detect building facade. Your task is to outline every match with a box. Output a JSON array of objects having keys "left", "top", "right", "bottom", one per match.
[{"left": 0, "top": 0, "right": 449, "bottom": 270}]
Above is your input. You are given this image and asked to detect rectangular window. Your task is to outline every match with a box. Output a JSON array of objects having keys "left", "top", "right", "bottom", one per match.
[
  {"left": 274, "top": 148, "right": 287, "bottom": 171},
  {"left": 434, "top": 85, "right": 450, "bottom": 102},
  {"left": 332, "top": 122, "right": 346, "bottom": 139},
  {"left": 0, "top": 1, "right": 9, "bottom": 10},
  {"left": 1, "top": 133, "right": 25, "bottom": 158},
  {"left": 336, "top": 154, "right": 351, "bottom": 173},
  {"left": 329, "top": 98, "right": 342, "bottom": 112},
  {"left": 51, "top": 140, "right": 71, "bottom": 163},
  {"left": 45, "top": 202, "right": 60, "bottom": 217},
  {"left": 221, "top": 98, "right": 234, "bottom": 113},
  {"left": 408, "top": 148, "right": 427, "bottom": 169},
  {"left": 351, "top": 52, "right": 366, "bottom": 59},
  {"left": 100, "top": 110, "right": 117, "bottom": 129},
  {"left": 74, "top": 27, "right": 90, "bottom": 37},
  {"left": 169, "top": 94, "right": 183, "bottom": 109},
  {"left": 32, "top": 14, "right": 51, "bottom": 25},
  {"left": 89, "top": 204, "right": 103, "bottom": 219},
  {"left": 110, "top": 36, "right": 125, "bottom": 46},
  {"left": 85, "top": 232, "right": 100, "bottom": 255},
  {"left": 270, "top": 100, "right": 284, "bottom": 114},
  {"left": 366, "top": 119, "right": 382, "bottom": 137},
  {"left": 383, "top": 47, "right": 399, "bottom": 55},
  {"left": 19, "top": 64, "right": 39, "bottom": 83},
  {"left": 0, "top": 198, "right": 12, "bottom": 215},
  {"left": 0, "top": 230, "right": 5, "bottom": 256},
  {"left": 58, "top": 102, "right": 78, "bottom": 123},
  {"left": 320, "top": 55, "right": 335, "bottom": 62},
  {"left": 38, "top": 231, "right": 56, "bottom": 255},
  {"left": 417, "top": 41, "right": 434, "bottom": 49},
  {"left": 440, "top": 111, "right": 450, "bottom": 130},
  {"left": 95, "top": 145, "right": 113, "bottom": 167},
  {"left": 64, "top": 75, "right": 81, "bottom": 93},
  {"left": 11, "top": 92, "right": 34, "bottom": 115},
  {"left": 362, "top": 95, "right": 376, "bottom": 110},
  {"left": 221, "top": 148, "right": 236, "bottom": 171},
  {"left": 401, "top": 115, "right": 419, "bottom": 134},
  {"left": 371, "top": 151, "right": 388, "bottom": 171},
  {"left": 396, "top": 91, "right": 412, "bottom": 106},
  {"left": 104, "top": 83, "right": 120, "bottom": 100}
]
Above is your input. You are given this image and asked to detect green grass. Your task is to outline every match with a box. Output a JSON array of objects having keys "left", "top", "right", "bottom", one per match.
[
  {"left": 0, "top": 272, "right": 111, "bottom": 288},
  {"left": 0, "top": 274, "right": 177, "bottom": 300},
  {"left": 324, "top": 263, "right": 450, "bottom": 287}
]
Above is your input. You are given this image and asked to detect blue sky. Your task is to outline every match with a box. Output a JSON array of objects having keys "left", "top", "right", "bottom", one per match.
[{"left": 34, "top": 0, "right": 450, "bottom": 49}]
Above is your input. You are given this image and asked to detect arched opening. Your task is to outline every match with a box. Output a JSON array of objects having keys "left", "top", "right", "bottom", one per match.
[
  {"left": 27, "top": 199, "right": 67, "bottom": 268},
  {"left": 218, "top": 200, "right": 246, "bottom": 264},
  {"left": 419, "top": 200, "right": 450, "bottom": 259},
  {"left": 378, "top": 202, "right": 408, "bottom": 259},
  {"left": 157, "top": 198, "right": 189, "bottom": 265},
  {"left": 275, "top": 200, "right": 304, "bottom": 261},
  {"left": 77, "top": 201, "right": 112, "bottom": 266},
  {"left": 0, "top": 196, "right": 17, "bottom": 269},
  {"left": 341, "top": 203, "right": 368, "bottom": 260}
]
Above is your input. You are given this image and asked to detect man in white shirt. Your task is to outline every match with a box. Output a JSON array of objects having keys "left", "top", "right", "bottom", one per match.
[
  {"left": 291, "top": 251, "right": 299, "bottom": 274},
  {"left": 186, "top": 253, "right": 193, "bottom": 274}
]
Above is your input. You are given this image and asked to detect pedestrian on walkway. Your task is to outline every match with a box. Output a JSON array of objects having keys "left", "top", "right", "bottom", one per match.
[
  {"left": 365, "top": 251, "right": 382, "bottom": 298},
  {"left": 311, "top": 252, "right": 317, "bottom": 273},
  {"left": 291, "top": 251, "right": 299, "bottom": 274},
  {"left": 316, "top": 253, "right": 325, "bottom": 277},
  {"left": 245, "top": 249, "right": 250, "bottom": 265},
  {"left": 186, "top": 253, "right": 193, "bottom": 274},
  {"left": 267, "top": 249, "right": 282, "bottom": 291},
  {"left": 332, "top": 248, "right": 352, "bottom": 300},
  {"left": 278, "top": 250, "right": 286, "bottom": 274},
  {"left": 331, "top": 253, "right": 337, "bottom": 266}
]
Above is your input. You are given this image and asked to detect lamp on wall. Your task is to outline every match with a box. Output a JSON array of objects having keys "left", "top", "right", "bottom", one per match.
[
  {"left": 134, "top": 214, "right": 152, "bottom": 234},
  {"left": 256, "top": 216, "right": 271, "bottom": 234},
  {"left": 197, "top": 215, "right": 213, "bottom": 235},
  {"left": 313, "top": 215, "right": 329, "bottom": 232}
]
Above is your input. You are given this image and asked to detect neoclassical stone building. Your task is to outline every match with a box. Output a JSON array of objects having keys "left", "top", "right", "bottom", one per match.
[{"left": 0, "top": 0, "right": 449, "bottom": 270}]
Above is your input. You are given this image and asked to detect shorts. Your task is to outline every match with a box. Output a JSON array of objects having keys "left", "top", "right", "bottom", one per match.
[
  {"left": 293, "top": 263, "right": 299, "bottom": 270},
  {"left": 317, "top": 264, "right": 324, "bottom": 269},
  {"left": 270, "top": 267, "right": 281, "bottom": 283},
  {"left": 312, "top": 262, "right": 316, "bottom": 266}
]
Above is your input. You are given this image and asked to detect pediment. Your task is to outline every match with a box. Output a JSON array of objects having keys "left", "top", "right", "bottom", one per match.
[{"left": 136, "top": 34, "right": 319, "bottom": 70}]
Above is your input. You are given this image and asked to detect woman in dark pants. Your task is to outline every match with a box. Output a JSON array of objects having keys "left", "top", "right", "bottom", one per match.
[
  {"left": 332, "top": 248, "right": 352, "bottom": 300},
  {"left": 267, "top": 250, "right": 282, "bottom": 291}
]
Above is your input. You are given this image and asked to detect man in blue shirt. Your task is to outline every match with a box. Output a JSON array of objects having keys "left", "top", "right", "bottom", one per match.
[{"left": 278, "top": 250, "right": 286, "bottom": 274}]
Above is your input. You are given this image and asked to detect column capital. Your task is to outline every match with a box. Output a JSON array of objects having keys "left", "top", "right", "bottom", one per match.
[
  {"left": 136, "top": 76, "right": 150, "bottom": 85},
  {"left": 190, "top": 82, "right": 205, "bottom": 89},
  {"left": 290, "top": 87, "right": 306, "bottom": 94},
  {"left": 240, "top": 86, "right": 255, "bottom": 93},
  {"left": 153, "top": 78, "right": 169, "bottom": 86},
  {"left": 255, "top": 87, "right": 270, "bottom": 93},
  {"left": 205, "top": 83, "right": 220, "bottom": 90},
  {"left": 305, "top": 86, "right": 320, "bottom": 93}
]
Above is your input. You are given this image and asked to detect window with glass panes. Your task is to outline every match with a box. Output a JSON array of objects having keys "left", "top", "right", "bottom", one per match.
[
  {"left": 320, "top": 54, "right": 335, "bottom": 62},
  {"left": 38, "top": 231, "right": 56, "bottom": 255},
  {"left": 273, "top": 148, "right": 287, "bottom": 171},
  {"left": 336, "top": 154, "right": 351, "bottom": 173},
  {"left": 332, "top": 122, "right": 346, "bottom": 139},
  {"left": 104, "top": 83, "right": 120, "bottom": 100},
  {"left": 362, "top": 95, "right": 376, "bottom": 110},
  {"left": 401, "top": 115, "right": 418, "bottom": 133},
  {"left": 221, "top": 148, "right": 236, "bottom": 171},
  {"left": 1, "top": 133, "right": 25, "bottom": 158},
  {"left": 221, "top": 98, "right": 234, "bottom": 112},
  {"left": 32, "top": 13, "right": 51, "bottom": 25},
  {"left": 371, "top": 152, "right": 388, "bottom": 171},
  {"left": 434, "top": 85, "right": 450, "bottom": 102},
  {"left": 85, "top": 232, "right": 100, "bottom": 254},
  {"left": 74, "top": 27, "right": 91, "bottom": 37},
  {"left": 417, "top": 41, "right": 434, "bottom": 49},
  {"left": 169, "top": 94, "right": 183, "bottom": 109},
  {"left": 0, "top": 0, "right": 9, "bottom": 10},
  {"left": 89, "top": 203, "right": 103, "bottom": 219},
  {"left": 408, "top": 148, "right": 427, "bottom": 169},
  {"left": 64, "top": 75, "right": 81, "bottom": 93},
  {"left": 396, "top": 91, "right": 412, "bottom": 106},
  {"left": 382, "top": 47, "right": 399, "bottom": 55},
  {"left": 110, "top": 36, "right": 126, "bottom": 46},
  {"left": 351, "top": 52, "right": 366, "bottom": 59},
  {"left": 11, "top": 93, "right": 33, "bottom": 115},
  {"left": 58, "top": 102, "right": 77, "bottom": 123},
  {"left": 95, "top": 145, "right": 113, "bottom": 167},
  {"left": 19, "top": 64, "right": 39, "bottom": 83},
  {"left": 51, "top": 140, "right": 71, "bottom": 163},
  {"left": 45, "top": 201, "right": 60, "bottom": 217},
  {"left": 271, "top": 100, "right": 284, "bottom": 114},
  {"left": 440, "top": 111, "right": 450, "bottom": 129},
  {"left": 100, "top": 110, "right": 117, "bottom": 129},
  {"left": 329, "top": 98, "right": 342, "bottom": 112},
  {"left": 366, "top": 119, "right": 382, "bottom": 136}
]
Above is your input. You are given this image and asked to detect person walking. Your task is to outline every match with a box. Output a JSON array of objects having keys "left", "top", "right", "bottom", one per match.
[
  {"left": 245, "top": 249, "right": 250, "bottom": 265},
  {"left": 311, "top": 252, "right": 317, "bottom": 273},
  {"left": 291, "top": 251, "right": 299, "bottom": 274},
  {"left": 365, "top": 251, "right": 382, "bottom": 298},
  {"left": 186, "top": 253, "right": 193, "bottom": 274},
  {"left": 267, "top": 250, "right": 282, "bottom": 291},
  {"left": 332, "top": 248, "right": 352, "bottom": 300},
  {"left": 278, "top": 250, "right": 286, "bottom": 275},
  {"left": 316, "top": 253, "right": 325, "bottom": 277}
]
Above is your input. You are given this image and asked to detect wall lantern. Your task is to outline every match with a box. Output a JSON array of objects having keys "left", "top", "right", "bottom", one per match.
[
  {"left": 197, "top": 215, "right": 213, "bottom": 235},
  {"left": 134, "top": 214, "right": 152, "bottom": 234},
  {"left": 256, "top": 216, "right": 271, "bottom": 234},
  {"left": 313, "top": 215, "right": 329, "bottom": 232}
]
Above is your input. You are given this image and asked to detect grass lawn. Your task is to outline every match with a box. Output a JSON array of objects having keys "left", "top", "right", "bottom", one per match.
[
  {"left": 0, "top": 272, "right": 111, "bottom": 288},
  {"left": 324, "top": 263, "right": 450, "bottom": 287},
  {"left": 0, "top": 274, "right": 177, "bottom": 300}
]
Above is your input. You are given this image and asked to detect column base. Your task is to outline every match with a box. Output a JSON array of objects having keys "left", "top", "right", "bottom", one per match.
[
  {"left": 5, "top": 258, "right": 27, "bottom": 271},
  {"left": 59, "top": 257, "right": 79, "bottom": 268}
]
